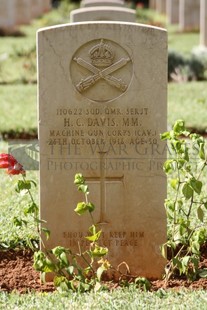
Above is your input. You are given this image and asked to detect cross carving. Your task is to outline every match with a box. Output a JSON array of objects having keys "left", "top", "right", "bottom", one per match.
[{"left": 85, "top": 152, "right": 124, "bottom": 224}]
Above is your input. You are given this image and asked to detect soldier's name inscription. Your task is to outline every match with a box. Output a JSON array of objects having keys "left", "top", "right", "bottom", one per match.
[{"left": 48, "top": 106, "right": 158, "bottom": 147}]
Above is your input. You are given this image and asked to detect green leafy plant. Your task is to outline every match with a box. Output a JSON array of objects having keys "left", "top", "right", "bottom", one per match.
[
  {"left": 161, "top": 120, "right": 207, "bottom": 282},
  {"left": 34, "top": 173, "right": 110, "bottom": 292},
  {"left": 0, "top": 153, "right": 47, "bottom": 249},
  {"left": 0, "top": 155, "right": 151, "bottom": 291}
]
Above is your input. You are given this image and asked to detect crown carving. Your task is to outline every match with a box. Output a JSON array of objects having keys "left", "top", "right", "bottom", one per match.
[{"left": 89, "top": 39, "right": 114, "bottom": 67}]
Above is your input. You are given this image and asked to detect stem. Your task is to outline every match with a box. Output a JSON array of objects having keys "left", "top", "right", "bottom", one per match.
[
  {"left": 197, "top": 161, "right": 207, "bottom": 180},
  {"left": 77, "top": 241, "right": 95, "bottom": 274},
  {"left": 22, "top": 175, "right": 40, "bottom": 235}
]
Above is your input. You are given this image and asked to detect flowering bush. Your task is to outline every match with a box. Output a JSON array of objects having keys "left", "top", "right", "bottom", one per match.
[{"left": 0, "top": 153, "right": 25, "bottom": 175}]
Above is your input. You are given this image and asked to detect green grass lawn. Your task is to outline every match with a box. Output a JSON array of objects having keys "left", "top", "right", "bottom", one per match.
[
  {"left": 168, "top": 25, "right": 200, "bottom": 56},
  {"left": 168, "top": 81, "right": 207, "bottom": 132},
  {"left": 0, "top": 84, "right": 37, "bottom": 134},
  {"left": 1, "top": 287, "right": 207, "bottom": 309}
]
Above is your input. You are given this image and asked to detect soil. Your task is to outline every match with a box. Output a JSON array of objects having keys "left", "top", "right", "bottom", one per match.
[{"left": 1, "top": 248, "right": 207, "bottom": 294}]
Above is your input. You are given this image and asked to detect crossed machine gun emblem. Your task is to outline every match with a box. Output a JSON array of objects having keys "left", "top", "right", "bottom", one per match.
[{"left": 73, "top": 40, "right": 131, "bottom": 93}]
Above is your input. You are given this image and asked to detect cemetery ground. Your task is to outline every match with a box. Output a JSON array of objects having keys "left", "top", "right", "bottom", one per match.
[{"left": 1, "top": 4, "right": 207, "bottom": 309}]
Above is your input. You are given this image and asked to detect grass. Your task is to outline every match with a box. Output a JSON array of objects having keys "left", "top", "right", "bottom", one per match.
[
  {"left": 1, "top": 287, "right": 207, "bottom": 309},
  {"left": 0, "top": 84, "right": 37, "bottom": 134},
  {"left": 168, "top": 81, "right": 207, "bottom": 132},
  {"left": 168, "top": 25, "right": 200, "bottom": 56}
]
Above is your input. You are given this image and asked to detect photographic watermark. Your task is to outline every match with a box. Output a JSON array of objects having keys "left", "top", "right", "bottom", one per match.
[
  {"left": 8, "top": 140, "right": 39, "bottom": 171},
  {"left": 7, "top": 139, "right": 202, "bottom": 174}
]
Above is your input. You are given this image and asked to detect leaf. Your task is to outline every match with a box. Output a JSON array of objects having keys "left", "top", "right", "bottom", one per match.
[
  {"left": 172, "top": 257, "right": 182, "bottom": 270},
  {"left": 74, "top": 202, "right": 95, "bottom": 215},
  {"left": 91, "top": 245, "right": 108, "bottom": 257},
  {"left": 44, "top": 258, "right": 56, "bottom": 272},
  {"left": 135, "top": 277, "right": 151, "bottom": 291},
  {"left": 177, "top": 159, "right": 185, "bottom": 169},
  {"left": 41, "top": 227, "right": 50, "bottom": 240},
  {"left": 160, "top": 244, "right": 167, "bottom": 259},
  {"left": 85, "top": 230, "right": 102, "bottom": 242},
  {"left": 197, "top": 206, "right": 204, "bottom": 222},
  {"left": 182, "top": 183, "right": 193, "bottom": 200},
  {"left": 183, "top": 147, "right": 189, "bottom": 161},
  {"left": 173, "top": 120, "right": 185, "bottom": 135},
  {"left": 190, "top": 178, "right": 202, "bottom": 195},
  {"left": 173, "top": 140, "right": 182, "bottom": 152},
  {"left": 199, "top": 143, "right": 205, "bottom": 160},
  {"left": 60, "top": 252, "right": 69, "bottom": 267},
  {"left": 74, "top": 202, "right": 87, "bottom": 215},
  {"left": 52, "top": 246, "right": 67, "bottom": 257},
  {"left": 160, "top": 131, "right": 171, "bottom": 140},
  {"left": 74, "top": 173, "right": 85, "bottom": 185},
  {"left": 13, "top": 217, "right": 27, "bottom": 227},
  {"left": 78, "top": 184, "right": 89, "bottom": 194},
  {"left": 170, "top": 178, "right": 179, "bottom": 190},
  {"left": 15, "top": 179, "right": 31, "bottom": 193},
  {"left": 24, "top": 202, "right": 38, "bottom": 215},
  {"left": 191, "top": 241, "right": 200, "bottom": 254},
  {"left": 198, "top": 269, "right": 207, "bottom": 278},
  {"left": 163, "top": 160, "right": 174, "bottom": 173},
  {"left": 181, "top": 256, "right": 190, "bottom": 273},
  {"left": 54, "top": 276, "right": 69, "bottom": 291},
  {"left": 86, "top": 202, "right": 95, "bottom": 213},
  {"left": 97, "top": 266, "right": 106, "bottom": 281},
  {"left": 66, "top": 266, "right": 74, "bottom": 275},
  {"left": 89, "top": 224, "right": 97, "bottom": 235}
]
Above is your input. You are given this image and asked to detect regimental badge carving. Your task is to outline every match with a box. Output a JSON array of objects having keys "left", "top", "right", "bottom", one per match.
[{"left": 70, "top": 39, "right": 133, "bottom": 102}]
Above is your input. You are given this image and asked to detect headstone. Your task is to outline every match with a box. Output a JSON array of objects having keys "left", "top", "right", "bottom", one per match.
[
  {"left": 166, "top": 0, "right": 179, "bottom": 24},
  {"left": 149, "top": 0, "right": 156, "bottom": 10},
  {"left": 155, "top": 0, "right": 166, "bottom": 14},
  {"left": 200, "top": 0, "right": 207, "bottom": 46},
  {"left": 0, "top": 0, "right": 16, "bottom": 30},
  {"left": 31, "top": 0, "right": 43, "bottom": 18},
  {"left": 15, "top": 0, "right": 31, "bottom": 25},
  {"left": 43, "top": 0, "right": 52, "bottom": 12},
  {"left": 81, "top": 0, "right": 125, "bottom": 7},
  {"left": 179, "top": 0, "right": 200, "bottom": 31},
  {"left": 37, "top": 21, "right": 167, "bottom": 279},
  {"left": 70, "top": 7, "right": 136, "bottom": 23}
]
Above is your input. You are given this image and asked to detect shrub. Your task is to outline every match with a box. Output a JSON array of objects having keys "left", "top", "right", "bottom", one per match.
[{"left": 168, "top": 50, "right": 206, "bottom": 82}]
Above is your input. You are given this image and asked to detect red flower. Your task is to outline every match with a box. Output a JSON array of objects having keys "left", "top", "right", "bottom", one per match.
[
  {"left": 0, "top": 153, "right": 17, "bottom": 168},
  {"left": 0, "top": 153, "right": 25, "bottom": 175}
]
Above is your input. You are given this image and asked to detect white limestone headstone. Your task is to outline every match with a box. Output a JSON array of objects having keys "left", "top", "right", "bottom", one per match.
[
  {"left": 37, "top": 21, "right": 167, "bottom": 279},
  {"left": 155, "top": 0, "right": 166, "bottom": 14},
  {"left": 166, "top": 0, "right": 179, "bottom": 24},
  {"left": 15, "top": 0, "right": 31, "bottom": 25},
  {"left": 81, "top": 0, "right": 125, "bottom": 7},
  {"left": 43, "top": 0, "right": 52, "bottom": 12},
  {"left": 200, "top": 0, "right": 207, "bottom": 46},
  {"left": 149, "top": 0, "right": 156, "bottom": 10},
  {"left": 179, "top": 0, "right": 200, "bottom": 31},
  {"left": 0, "top": 0, "right": 16, "bottom": 30},
  {"left": 70, "top": 7, "right": 136, "bottom": 23},
  {"left": 31, "top": 0, "right": 43, "bottom": 18}
]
